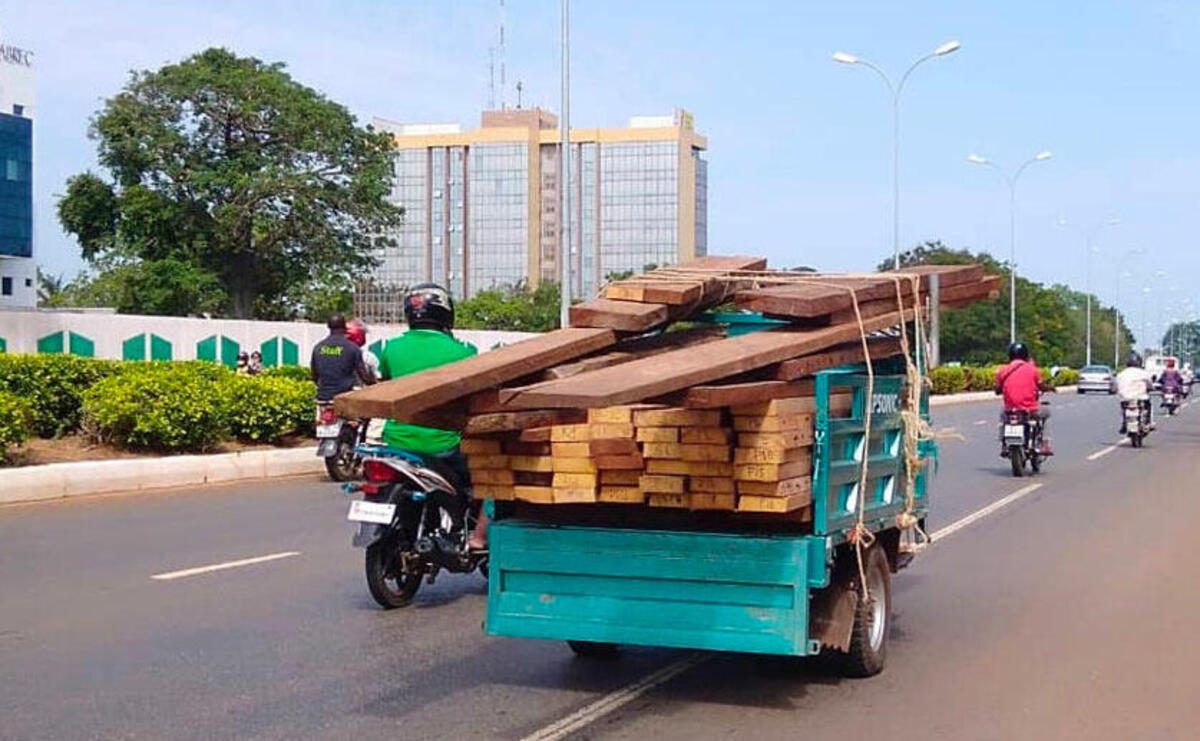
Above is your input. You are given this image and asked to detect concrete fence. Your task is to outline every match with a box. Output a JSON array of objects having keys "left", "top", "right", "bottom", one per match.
[{"left": 0, "top": 309, "right": 536, "bottom": 366}]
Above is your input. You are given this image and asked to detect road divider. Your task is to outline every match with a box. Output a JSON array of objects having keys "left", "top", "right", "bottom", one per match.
[{"left": 151, "top": 551, "right": 301, "bottom": 581}]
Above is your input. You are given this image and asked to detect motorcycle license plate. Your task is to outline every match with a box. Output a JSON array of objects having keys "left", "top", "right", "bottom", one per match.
[
  {"left": 316, "top": 422, "right": 343, "bottom": 438},
  {"left": 348, "top": 500, "right": 395, "bottom": 524},
  {"left": 1003, "top": 424, "right": 1025, "bottom": 439}
]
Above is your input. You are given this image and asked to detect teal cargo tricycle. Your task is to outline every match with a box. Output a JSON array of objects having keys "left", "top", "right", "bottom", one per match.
[{"left": 485, "top": 361, "right": 933, "bottom": 677}]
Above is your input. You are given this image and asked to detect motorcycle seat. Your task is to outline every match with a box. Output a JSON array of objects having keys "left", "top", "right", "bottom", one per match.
[{"left": 355, "top": 444, "right": 426, "bottom": 466}]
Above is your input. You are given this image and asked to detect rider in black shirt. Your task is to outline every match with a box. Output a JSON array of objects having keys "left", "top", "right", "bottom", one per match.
[{"left": 310, "top": 315, "right": 373, "bottom": 401}]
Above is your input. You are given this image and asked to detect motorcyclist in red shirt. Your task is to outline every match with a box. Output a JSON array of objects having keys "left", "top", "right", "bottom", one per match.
[{"left": 995, "top": 341, "right": 1056, "bottom": 455}]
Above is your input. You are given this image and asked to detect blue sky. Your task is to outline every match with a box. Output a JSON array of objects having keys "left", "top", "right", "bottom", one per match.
[{"left": 7, "top": 0, "right": 1199, "bottom": 344}]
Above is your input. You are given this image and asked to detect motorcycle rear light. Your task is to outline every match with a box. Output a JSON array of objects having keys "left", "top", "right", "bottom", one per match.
[
  {"left": 363, "top": 459, "right": 403, "bottom": 483},
  {"left": 359, "top": 483, "right": 383, "bottom": 497},
  {"left": 318, "top": 406, "right": 339, "bottom": 425}
]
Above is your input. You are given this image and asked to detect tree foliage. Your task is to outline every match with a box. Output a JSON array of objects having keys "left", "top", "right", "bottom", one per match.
[
  {"left": 457, "top": 282, "right": 562, "bottom": 332},
  {"left": 57, "top": 47, "right": 401, "bottom": 319},
  {"left": 890, "top": 240, "right": 1134, "bottom": 367}
]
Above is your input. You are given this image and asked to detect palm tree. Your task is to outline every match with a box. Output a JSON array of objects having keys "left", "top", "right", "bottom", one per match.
[{"left": 36, "top": 268, "right": 65, "bottom": 307}]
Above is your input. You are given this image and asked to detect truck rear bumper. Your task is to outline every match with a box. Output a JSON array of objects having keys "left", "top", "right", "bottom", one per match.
[{"left": 485, "top": 521, "right": 828, "bottom": 656}]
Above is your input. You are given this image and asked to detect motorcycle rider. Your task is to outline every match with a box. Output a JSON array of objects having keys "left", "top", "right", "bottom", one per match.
[
  {"left": 994, "top": 341, "right": 1055, "bottom": 456},
  {"left": 346, "top": 318, "right": 385, "bottom": 443},
  {"left": 310, "top": 314, "right": 374, "bottom": 402},
  {"left": 1159, "top": 358, "right": 1183, "bottom": 405},
  {"left": 1116, "top": 352, "right": 1154, "bottom": 434},
  {"left": 235, "top": 351, "right": 252, "bottom": 376},
  {"left": 378, "top": 284, "right": 488, "bottom": 551}
]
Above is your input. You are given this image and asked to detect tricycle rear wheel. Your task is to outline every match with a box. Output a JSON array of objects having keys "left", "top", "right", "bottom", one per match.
[{"left": 836, "top": 545, "right": 891, "bottom": 678}]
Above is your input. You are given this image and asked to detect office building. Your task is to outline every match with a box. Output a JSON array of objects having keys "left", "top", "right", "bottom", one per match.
[
  {"left": 0, "top": 37, "right": 34, "bottom": 309},
  {"left": 357, "top": 108, "right": 707, "bottom": 320}
]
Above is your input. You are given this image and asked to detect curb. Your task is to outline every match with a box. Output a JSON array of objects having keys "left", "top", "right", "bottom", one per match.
[
  {"left": 0, "top": 447, "right": 324, "bottom": 506},
  {"left": 929, "top": 386, "right": 1078, "bottom": 407}
]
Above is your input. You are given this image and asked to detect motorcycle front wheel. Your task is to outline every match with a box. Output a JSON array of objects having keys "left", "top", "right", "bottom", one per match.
[{"left": 365, "top": 540, "right": 422, "bottom": 609}]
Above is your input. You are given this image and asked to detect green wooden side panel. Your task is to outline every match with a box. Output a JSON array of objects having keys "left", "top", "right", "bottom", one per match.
[
  {"left": 37, "top": 332, "right": 64, "bottom": 354},
  {"left": 197, "top": 335, "right": 217, "bottom": 363},
  {"left": 0, "top": 337, "right": 6, "bottom": 353},
  {"left": 220, "top": 336, "right": 240, "bottom": 368},
  {"left": 486, "top": 523, "right": 816, "bottom": 656},
  {"left": 259, "top": 337, "right": 279, "bottom": 368},
  {"left": 281, "top": 337, "right": 299, "bottom": 366},
  {"left": 122, "top": 334, "right": 146, "bottom": 361},
  {"left": 150, "top": 334, "right": 172, "bottom": 361},
  {"left": 68, "top": 333, "right": 95, "bottom": 358}
]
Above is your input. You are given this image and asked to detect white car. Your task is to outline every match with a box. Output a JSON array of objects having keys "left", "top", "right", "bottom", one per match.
[{"left": 1077, "top": 365, "right": 1116, "bottom": 395}]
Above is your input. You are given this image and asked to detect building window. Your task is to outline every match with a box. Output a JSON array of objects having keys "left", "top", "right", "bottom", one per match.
[
  {"left": 11, "top": 104, "right": 22, "bottom": 116},
  {"left": 1, "top": 276, "right": 12, "bottom": 296},
  {"left": 25, "top": 277, "right": 32, "bottom": 287}
]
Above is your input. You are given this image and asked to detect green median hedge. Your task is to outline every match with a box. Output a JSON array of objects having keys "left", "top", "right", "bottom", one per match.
[
  {"left": 929, "top": 364, "right": 1080, "bottom": 395},
  {"left": 0, "top": 355, "right": 316, "bottom": 456}
]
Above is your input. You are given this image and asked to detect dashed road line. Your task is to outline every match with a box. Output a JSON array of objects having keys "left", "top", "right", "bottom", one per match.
[
  {"left": 930, "top": 483, "right": 1044, "bottom": 542},
  {"left": 151, "top": 551, "right": 301, "bottom": 581}
]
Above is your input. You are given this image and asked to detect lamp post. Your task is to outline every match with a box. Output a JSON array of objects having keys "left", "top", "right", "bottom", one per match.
[
  {"left": 558, "top": 0, "right": 571, "bottom": 328},
  {"left": 1113, "top": 247, "right": 1143, "bottom": 366},
  {"left": 967, "top": 150, "right": 1053, "bottom": 342},
  {"left": 1059, "top": 216, "right": 1120, "bottom": 366},
  {"left": 833, "top": 40, "right": 961, "bottom": 270}
]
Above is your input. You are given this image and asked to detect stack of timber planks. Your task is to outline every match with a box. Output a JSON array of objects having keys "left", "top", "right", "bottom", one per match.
[{"left": 336, "top": 257, "right": 999, "bottom": 528}]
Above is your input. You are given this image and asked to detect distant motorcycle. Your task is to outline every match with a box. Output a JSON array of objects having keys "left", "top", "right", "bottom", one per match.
[
  {"left": 344, "top": 447, "right": 487, "bottom": 609},
  {"left": 315, "top": 403, "right": 365, "bottom": 481},
  {"left": 1162, "top": 390, "right": 1180, "bottom": 416},
  {"left": 1000, "top": 403, "right": 1049, "bottom": 477},
  {"left": 1122, "top": 400, "right": 1152, "bottom": 448}
]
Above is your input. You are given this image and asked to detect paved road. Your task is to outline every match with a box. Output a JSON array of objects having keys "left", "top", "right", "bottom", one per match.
[{"left": 2, "top": 392, "right": 1198, "bottom": 740}]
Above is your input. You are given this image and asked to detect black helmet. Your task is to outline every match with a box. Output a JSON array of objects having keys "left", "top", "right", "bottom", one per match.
[
  {"left": 1007, "top": 341, "right": 1030, "bottom": 361},
  {"left": 403, "top": 283, "right": 455, "bottom": 331},
  {"left": 1126, "top": 352, "right": 1143, "bottom": 368}
]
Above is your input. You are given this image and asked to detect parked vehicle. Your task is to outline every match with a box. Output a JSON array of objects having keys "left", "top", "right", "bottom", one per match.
[
  {"left": 344, "top": 446, "right": 487, "bottom": 609},
  {"left": 316, "top": 403, "right": 365, "bottom": 482},
  {"left": 1122, "top": 400, "right": 1152, "bottom": 447},
  {"left": 484, "top": 368, "right": 932, "bottom": 678},
  {"left": 1077, "top": 364, "right": 1117, "bottom": 395},
  {"left": 1000, "top": 403, "right": 1049, "bottom": 477}
]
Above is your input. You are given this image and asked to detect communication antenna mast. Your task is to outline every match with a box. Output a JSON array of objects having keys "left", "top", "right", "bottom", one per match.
[
  {"left": 516, "top": 80, "right": 524, "bottom": 109},
  {"left": 488, "top": 46, "right": 496, "bottom": 109},
  {"left": 499, "top": 0, "right": 508, "bottom": 110}
]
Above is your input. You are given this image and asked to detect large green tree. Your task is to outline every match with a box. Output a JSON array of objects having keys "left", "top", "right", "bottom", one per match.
[
  {"left": 457, "top": 282, "right": 562, "bottom": 332},
  {"left": 57, "top": 47, "right": 401, "bottom": 318},
  {"left": 887, "top": 240, "right": 1134, "bottom": 367}
]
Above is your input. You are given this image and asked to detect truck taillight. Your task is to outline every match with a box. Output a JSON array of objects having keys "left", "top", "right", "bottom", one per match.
[{"left": 363, "top": 460, "right": 403, "bottom": 483}]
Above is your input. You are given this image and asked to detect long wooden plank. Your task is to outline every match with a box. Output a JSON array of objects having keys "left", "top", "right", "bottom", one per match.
[
  {"left": 572, "top": 255, "right": 768, "bottom": 331},
  {"left": 773, "top": 338, "right": 903, "bottom": 381},
  {"left": 499, "top": 309, "right": 915, "bottom": 409},
  {"left": 464, "top": 409, "right": 586, "bottom": 435},
  {"left": 543, "top": 327, "right": 725, "bottom": 380},
  {"left": 334, "top": 328, "right": 616, "bottom": 420},
  {"left": 678, "top": 379, "right": 815, "bottom": 409},
  {"left": 938, "top": 274, "right": 1002, "bottom": 304}
]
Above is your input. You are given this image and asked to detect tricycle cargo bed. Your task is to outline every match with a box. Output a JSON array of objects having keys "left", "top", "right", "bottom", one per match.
[{"left": 486, "top": 521, "right": 829, "bottom": 656}]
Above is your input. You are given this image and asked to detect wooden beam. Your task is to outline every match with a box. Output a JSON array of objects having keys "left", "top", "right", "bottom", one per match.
[
  {"left": 464, "top": 409, "right": 587, "bottom": 435},
  {"left": 499, "top": 309, "right": 915, "bottom": 409},
  {"left": 543, "top": 326, "right": 725, "bottom": 380},
  {"left": 567, "top": 299, "right": 668, "bottom": 332},
  {"left": 677, "top": 379, "right": 816, "bottom": 408},
  {"left": 773, "top": 338, "right": 904, "bottom": 381},
  {"left": 334, "top": 328, "right": 616, "bottom": 421}
]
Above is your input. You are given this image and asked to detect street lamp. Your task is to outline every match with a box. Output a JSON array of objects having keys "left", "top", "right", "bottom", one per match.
[
  {"left": 967, "top": 150, "right": 1053, "bottom": 342},
  {"left": 1113, "top": 247, "right": 1144, "bottom": 366},
  {"left": 1059, "top": 216, "right": 1119, "bottom": 365},
  {"left": 833, "top": 39, "right": 961, "bottom": 270}
]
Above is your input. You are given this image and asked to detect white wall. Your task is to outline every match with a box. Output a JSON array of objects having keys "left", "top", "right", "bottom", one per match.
[
  {"left": 0, "top": 257, "right": 35, "bottom": 309},
  {"left": 0, "top": 309, "right": 536, "bottom": 364}
]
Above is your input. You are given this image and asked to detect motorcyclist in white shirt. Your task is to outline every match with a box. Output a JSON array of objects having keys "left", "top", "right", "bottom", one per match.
[{"left": 1115, "top": 353, "right": 1154, "bottom": 434}]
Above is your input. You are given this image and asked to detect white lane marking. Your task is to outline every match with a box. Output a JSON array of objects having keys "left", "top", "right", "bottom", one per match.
[
  {"left": 1087, "top": 443, "right": 1120, "bottom": 461},
  {"left": 974, "top": 420, "right": 989, "bottom": 426},
  {"left": 152, "top": 551, "right": 301, "bottom": 581},
  {"left": 521, "top": 653, "right": 708, "bottom": 741},
  {"left": 930, "top": 483, "right": 1044, "bottom": 543}
]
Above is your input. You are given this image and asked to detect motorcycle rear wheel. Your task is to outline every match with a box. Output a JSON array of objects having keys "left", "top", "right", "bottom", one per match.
[
  {"left": 365, "top": 541, "right": 422, "bottom": 609},
  {"left": 1009, "top": 446, "right": 1025, "bottom": 477},
  {"left": 325, "top": 439, "right": 360, "bottom": 482}
]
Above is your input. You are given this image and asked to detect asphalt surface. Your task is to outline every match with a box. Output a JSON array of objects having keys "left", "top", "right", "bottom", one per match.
[{"left": 2, "top": 391, "right": 1198, "bottom": 740}]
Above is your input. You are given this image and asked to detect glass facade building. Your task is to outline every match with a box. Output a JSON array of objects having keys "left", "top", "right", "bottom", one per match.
[
  {"left": 0, "top": 112, "right": 32, "bottom": 258},
  {"left": 357, "top": 109, "right": 706, "bottom": 320}
]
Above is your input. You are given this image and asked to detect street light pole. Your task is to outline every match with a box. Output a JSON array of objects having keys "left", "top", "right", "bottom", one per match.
[
  {"left": 967, "top": 151, "right": 1053, "bottom": 342},
  {"left": 1113, "top": 247, "right": 1143, "bottom": 366},
  {"left": 558, "top": 0, "right": 571, "bottom": 328},
  {"left": 833, "top": 40, "right": 961, "bottom": 270},
  {"left": 1059, "top": 216, "right": 1119, "bottom": 366}
]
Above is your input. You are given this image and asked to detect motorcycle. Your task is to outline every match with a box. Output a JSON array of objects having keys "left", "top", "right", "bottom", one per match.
[
  {"left": 1122, "top": 400, "right": 1152, "bottom": 448},
  {"left": 1162, "top": 389, "right": 1181, "bottom": 416},
  {"left": 1000, "top": 403, "right": 1049, "bottom": 477},
  {"left": 344, "top": 447, "right": 487, "bottom": 609},
  {"left": 316, "top": 402, "right": 365, "bottom": 482}
]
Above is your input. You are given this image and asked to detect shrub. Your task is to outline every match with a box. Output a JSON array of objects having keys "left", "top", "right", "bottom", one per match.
[
  {"left": 260, "top": 365, "right": 312, "bottom": 383},
  {"left": 223, "top": 375, "right": 315, "bottom": 443},
  {"left": 965, "top": 365, "right": 1000, "bottom": 392},
  {"left": 929, "top": 366, "right": 967, "bottom": 395},
  {"left": 1051, "top": 368, "right": 1079, "bottom": 387},
  {"left": 0, "top": 354, "right": 123, "bottom": 437},
  {"left": 82, "top": 364, "right": 230, "bottom": 452},
  {"left": 0, "top": 390, "right": 32, "bottom": 460}
]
